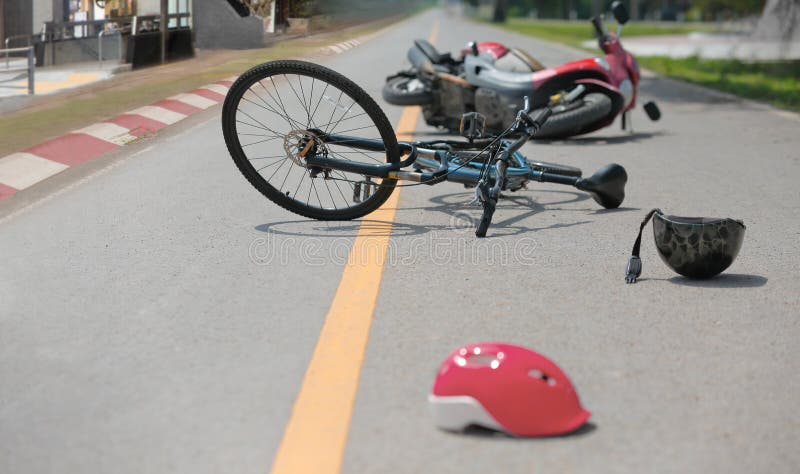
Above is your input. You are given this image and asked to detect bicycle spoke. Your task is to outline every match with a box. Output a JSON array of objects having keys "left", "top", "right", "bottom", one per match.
[
  {"left": 326, "top": 99, "right": 357, "bottom": 135},
  {"left": 309, "top": 82, "right": 329, "bottom": 122},
  {"left": 242, "top": 136, "right": 282, "bottom": 147},
  {"left": 310, "top": 178, "right": 325, "bottom": 209},
  {"left": 255, "top": 81, "right": 302, "bottom": 131},
  {"left": 329, "top": 173, "right": 350, "bottom": 204},
  {"left": 255, "top": 159, "right": 285, "bottom": 172},
  {"left": 267, "top": 76, "right": 306, "bottom": 130},
  {"left": 230, "top": 68, "right": 394, "bottom": 216}
]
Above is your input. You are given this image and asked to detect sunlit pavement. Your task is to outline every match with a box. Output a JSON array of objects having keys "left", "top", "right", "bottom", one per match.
[
  {"left": 588, "top": 32, "right": 800, "bottom": 60},
  {"left": 1, "top": 8, "right": 799, "bottom": 474},
  {"left": 0, "top": 62, "right": 118, "bottom": 99}
]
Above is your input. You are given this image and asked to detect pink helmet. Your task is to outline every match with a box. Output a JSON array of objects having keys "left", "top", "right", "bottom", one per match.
[{"left": 429, "top": 342, "right": 590, "bottom": 437}]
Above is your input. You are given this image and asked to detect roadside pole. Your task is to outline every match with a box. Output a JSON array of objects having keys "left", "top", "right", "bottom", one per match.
[
  {"left": 160, "top": 0, "right": 168, "bottom": 63},
  {"left": 28, "top": 46, "right": 35, "bottom": 95}
]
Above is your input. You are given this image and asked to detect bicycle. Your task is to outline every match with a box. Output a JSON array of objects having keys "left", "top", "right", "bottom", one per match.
[{"left": 222, "top": 60, "right": 628, "bottom": 237}]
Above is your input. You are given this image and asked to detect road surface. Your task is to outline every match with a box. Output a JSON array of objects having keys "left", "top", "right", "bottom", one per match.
[{"left": 2, "top": 8, "right": 799, "bottom": 474}]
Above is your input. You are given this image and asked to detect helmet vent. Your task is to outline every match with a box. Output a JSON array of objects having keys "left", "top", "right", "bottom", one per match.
[
  {"left": 466, "top": 354, "right": 500, "bottom": 368},
  {"left": 528, "top": 369, "right": 557, "bottom": 386}
]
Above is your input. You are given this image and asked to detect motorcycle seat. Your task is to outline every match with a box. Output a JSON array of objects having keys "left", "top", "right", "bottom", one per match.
[
  {"left": 414, "top": 39, "right": 449, "bottom": 64},
  {"left": 464, "top": 54, "right": 534, "bottom": 96}
]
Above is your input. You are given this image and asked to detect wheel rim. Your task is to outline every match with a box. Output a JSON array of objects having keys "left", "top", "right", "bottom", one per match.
[{"left": 231, "top": 71, "right": 393, "bottom": 213}]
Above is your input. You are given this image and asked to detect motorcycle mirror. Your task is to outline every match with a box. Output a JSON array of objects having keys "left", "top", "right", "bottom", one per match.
[
  {"left": 459, "top": 112, "right": 486, "bottom": 140},
  {"left": 643, "top": 101, "right": 661, "bottom": 121},
  {"left": 611, "top": 1, "right": 630, "bottom": 25},
  {"left": 468, "top": 41, "right": 479, "bottom": 56}
]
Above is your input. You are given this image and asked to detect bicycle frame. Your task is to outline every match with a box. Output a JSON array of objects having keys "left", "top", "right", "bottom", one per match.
[{"left": 304, "top": 133, "right": 583, "bottom": 189}]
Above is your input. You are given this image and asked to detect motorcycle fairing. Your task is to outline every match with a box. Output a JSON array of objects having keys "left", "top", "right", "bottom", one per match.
[
  {"left": 472, "top": 42, "right": 509, "bottom": 59},
  {"left": 463, "top": 54, "right": 536, "bottom": 96}
]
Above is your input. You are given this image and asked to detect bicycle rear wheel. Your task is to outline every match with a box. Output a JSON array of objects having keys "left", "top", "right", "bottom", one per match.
[{"left": 222, "top": 60, "right": 399, "bottom": 220}]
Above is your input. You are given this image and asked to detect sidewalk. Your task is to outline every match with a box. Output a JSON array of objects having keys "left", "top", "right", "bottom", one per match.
[
  {"left": 584, "top": 32, "right": 800, "bottom": 60},
  {"left": 0, "top": 15, "right": 399, "bottom": 202},
  {"left": 0, "top": 61, "right": 130, "bottom": 106},
  {"left": 0, "top": 14, "right": 400, "bottom": 160}
]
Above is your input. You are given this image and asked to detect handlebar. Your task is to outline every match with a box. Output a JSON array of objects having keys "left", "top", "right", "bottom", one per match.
[
  {"left": 590, "top": 15, "right": 607, "bottom": 39},
  {"left": 498, "top": 104, "right": 553, "bottom": 159},
  {"left": 529, "top": 107, "right": 552, "bottom": 131}
]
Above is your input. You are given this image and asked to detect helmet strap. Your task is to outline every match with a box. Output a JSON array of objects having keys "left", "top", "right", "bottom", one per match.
[{"left": 626, "top": 208, "right": 661, "bottom": 284}]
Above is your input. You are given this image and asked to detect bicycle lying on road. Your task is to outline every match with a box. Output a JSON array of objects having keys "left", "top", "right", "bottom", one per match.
[{"left": 222, "top": 60, "right": 628, "bottom": 237}]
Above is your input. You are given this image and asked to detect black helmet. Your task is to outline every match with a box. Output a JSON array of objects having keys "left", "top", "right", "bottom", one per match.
[{"left": 626, "top": 209, "right": 746, "bottom": 283}]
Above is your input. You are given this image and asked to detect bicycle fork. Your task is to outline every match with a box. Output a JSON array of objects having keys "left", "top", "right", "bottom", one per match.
[{"left": 475, "top": 151, "right": 509, "bottom": 238}]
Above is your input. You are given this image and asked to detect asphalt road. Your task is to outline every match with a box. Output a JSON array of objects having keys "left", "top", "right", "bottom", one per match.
[{"left": 2, "top": 8, "right": 799, "bottom": 474}]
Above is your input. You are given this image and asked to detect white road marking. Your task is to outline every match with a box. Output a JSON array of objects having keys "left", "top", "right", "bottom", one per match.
[
  {"left": 199, "top": 84, "right": 229, "bottom": 96},
  {"left": 127, "top": 106, "right": 187, "bottom": 125},
  {"left": 74, "top": 123, "right": 138, "bottom": 146},
  {"left": 0, "top": 153, "right": 69, "bottom": 190},
  {"left": 170, "top": 93, "right": 218, "bottom": 110}
]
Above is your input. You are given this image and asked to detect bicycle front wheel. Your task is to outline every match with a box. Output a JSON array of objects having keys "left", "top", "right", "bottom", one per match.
[{"left": 222, "top": 60, "right": 400, "bottom": 220}]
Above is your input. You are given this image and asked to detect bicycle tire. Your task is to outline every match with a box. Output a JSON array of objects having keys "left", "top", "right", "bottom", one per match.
[
  {"left": 475, "top": 197, "right": 497, "bottom": 238},
  {"left": 222, "top": 60, "right": 399, "bottom": 220}
]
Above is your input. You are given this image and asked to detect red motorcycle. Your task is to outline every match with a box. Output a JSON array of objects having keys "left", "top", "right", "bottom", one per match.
[{"left": 383, "top": 1, "right": 660, "bottom": 138}]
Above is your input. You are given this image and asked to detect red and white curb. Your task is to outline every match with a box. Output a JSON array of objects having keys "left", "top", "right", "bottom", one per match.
[
  {"left": 0, "top": 34, "right": 367, "bottom": 202},
  {"left": 0, "top": 79, "right": 235, "bottom": 200},
  {"left": 327, "top": 39, "right": 361, "bottom": 55}
]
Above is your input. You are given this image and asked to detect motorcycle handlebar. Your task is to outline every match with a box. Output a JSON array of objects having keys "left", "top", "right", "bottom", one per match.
[{"left": 590, "top": 16, "right": 607, "bottom": 39}]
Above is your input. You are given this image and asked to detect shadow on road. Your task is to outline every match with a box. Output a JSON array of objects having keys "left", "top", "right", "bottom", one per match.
[
  {"left": 450, "top": 421, "right": 598, "bottom": 441},
  {"left": 255, "top": 189, "right": 604, "bottom": 238},
  {"left": 669, "top": 273, "right": 768, "bottom": 288},
  {"left": 635, "top": 273, "right": 768, "bottom": 288},
  {"left": 593, "top": 206, "right": 640, "bottom": 215}
]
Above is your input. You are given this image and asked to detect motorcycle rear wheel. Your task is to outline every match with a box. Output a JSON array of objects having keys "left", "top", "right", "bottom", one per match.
[
  {"left": 534, "top": 93, "right": 613, "bottom": 139},
  {"left": 382, "top": 76, "right": 434, "bottom": 106}
]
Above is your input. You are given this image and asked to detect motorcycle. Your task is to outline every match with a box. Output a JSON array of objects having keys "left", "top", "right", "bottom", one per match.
[{"left": 383, "top": 1, "right": 661, "bottom": 139}]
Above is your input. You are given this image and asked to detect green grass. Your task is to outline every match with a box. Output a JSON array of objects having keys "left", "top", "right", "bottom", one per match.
[
  {"left": 638, "top": 57, "right": 800, "bottom": 112},
  {"left": 501, "top": 18, "right": 719, "bottom": 49}
]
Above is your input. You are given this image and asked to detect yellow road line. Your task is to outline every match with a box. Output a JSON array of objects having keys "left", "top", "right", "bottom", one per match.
[{"left": 269, "top": 20, "right": 438, "bottom": 474}]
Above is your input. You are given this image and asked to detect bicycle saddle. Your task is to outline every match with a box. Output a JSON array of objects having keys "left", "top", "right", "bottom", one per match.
[{"left": 575, "top": 163, "right": 627, "bottom": 209}]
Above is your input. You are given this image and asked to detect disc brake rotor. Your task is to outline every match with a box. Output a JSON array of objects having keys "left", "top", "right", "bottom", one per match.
[{"left": 283, "top": 129, "right": 325, "bottom": 168}]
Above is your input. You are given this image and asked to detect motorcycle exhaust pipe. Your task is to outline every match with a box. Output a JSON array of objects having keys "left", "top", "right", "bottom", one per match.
[{"left": 562, "top": 84, "right": 586, "bottom": 104}]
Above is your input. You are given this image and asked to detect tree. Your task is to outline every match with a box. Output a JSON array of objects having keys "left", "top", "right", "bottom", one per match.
[
  {"left": 691, "top": 0, "right": 765, "bottom": 19},
  {"left": 493, "top": 0, "right": 508, "bottom": 22}
]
